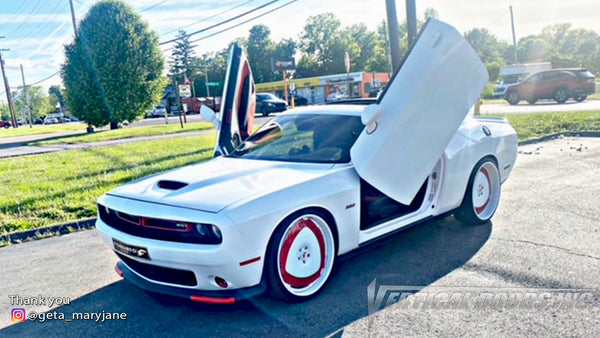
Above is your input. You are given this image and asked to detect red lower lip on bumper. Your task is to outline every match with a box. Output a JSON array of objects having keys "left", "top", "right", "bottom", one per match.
[
  {"left": 115, "top": 264, "right": 124, "bottom": 277},
  {"left": 190, "top": 295, "right": 236, "bottom": 304}
]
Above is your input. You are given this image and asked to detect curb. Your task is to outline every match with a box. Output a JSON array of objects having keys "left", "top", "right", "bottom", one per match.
[
  {"left": 1, "top": 218, "right": 96, "bottom": 246},
  {"left": 518, "top": 131, "right": 600, "bottom": 146}
]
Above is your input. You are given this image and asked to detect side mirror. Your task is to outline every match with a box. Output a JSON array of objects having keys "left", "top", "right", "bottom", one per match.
[
  {"left": 201, "top": 105, "right": 220, "bottom": 129},
  {"left": 361, "top": 104, "right": 384, "bottom": 134}
]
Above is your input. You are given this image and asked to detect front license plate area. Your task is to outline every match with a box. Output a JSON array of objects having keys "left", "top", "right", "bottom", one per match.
[{"left": 113, "top": 239, "right": 150, "bottom": 260}]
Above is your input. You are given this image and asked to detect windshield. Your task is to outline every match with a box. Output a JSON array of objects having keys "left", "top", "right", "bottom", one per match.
[{"left": 229, "top": 114, "right": 364, "bottom": 163}]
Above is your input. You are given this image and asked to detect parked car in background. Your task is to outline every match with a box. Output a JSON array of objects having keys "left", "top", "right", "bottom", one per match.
[
  {"left": 286, "top": 93, "right": 308, "bottom": 106},
  {"left": 326, "top": 92, "right": 349, "bottom": 101},
  {"left": 34, "top": 118, "right": 43, "bottom": 125},
  {"left": 0, "top": 121, "right": 11, "bottom": 129},
  {"left": 493, "top": 62, "right": 552, "bottom": 98},
  {"left": 151, "top": 105, "right": 167, "bottom": 118},
  {"left": 256, "top": 93, "right": 287, "bottom": 116},
  {"left": 44, "top": 117, "right": 59, "bottom": 124},
  {"left": 504, "top": 69, "right": 596, "bottom": 105}
]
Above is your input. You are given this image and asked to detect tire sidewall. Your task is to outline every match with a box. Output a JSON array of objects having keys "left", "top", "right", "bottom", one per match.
[{"left": 456, "top": 157, "right": 501, "bottom": 224}]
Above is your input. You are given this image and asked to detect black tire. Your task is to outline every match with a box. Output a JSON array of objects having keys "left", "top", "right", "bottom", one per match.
[
  {"left": 455, "top": 157, "right": 501, "bottom": 225},
  {"left": 526, "top": 99, "right": 537, "bottom": 104},
  {"left": 265, "top": 209, "right": 336, "bottom": 302},
  {"left": 3, "top": 124, "right": 9, "bottom": 129},
  {"left": 554, "top": 88, "right": 568, "bottom": 103},
  {"left": 506, "top": 92, "right": 519, "bottom": 105},
  {"left": 575, "top": 95, "right": 587, "bottom": 102}
]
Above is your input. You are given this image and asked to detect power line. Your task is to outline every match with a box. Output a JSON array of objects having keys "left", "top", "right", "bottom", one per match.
[
  {"left": 189, "top": 0, "right": 297, "bottom": 44},
  {"left": 159, "top": 0, "right": 281, "bottom": 46},
  {"left": 4, "top": 0, "right": 45, "bottom": 38},
  {"left": 160, "top": 0, "right": 256, "bottom": 37},
  {"left": 139, "top": 0, "right": 169, "bottom": 13}
]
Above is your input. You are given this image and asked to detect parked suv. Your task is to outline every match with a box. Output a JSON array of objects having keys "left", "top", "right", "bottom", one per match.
[
  {"left": 0, "top": 121, "right": 11, "bottom": 129},
  {"left": 504, "top": 69, "right": 595, "bottom": 105}
]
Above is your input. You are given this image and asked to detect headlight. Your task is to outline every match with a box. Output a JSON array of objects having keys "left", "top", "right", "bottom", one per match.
[{"left": 193, "top": 223, "right": 222, "bottom": 244}]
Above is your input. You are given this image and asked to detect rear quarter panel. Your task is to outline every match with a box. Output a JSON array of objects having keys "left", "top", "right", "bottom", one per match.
[{"left": 436, "top": 116, "right": 517, "bottom": 215}]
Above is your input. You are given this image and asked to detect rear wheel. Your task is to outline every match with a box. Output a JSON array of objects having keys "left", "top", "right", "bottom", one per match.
[
  {"left": 575, "top": 95, "right": 587, "bottom": 102},
  {"left": 455, "top": 158, "right": 501, "bottom": 224},
  {"left": 506, "top": 92, "right": 519, "bottom": 105},
  {"left": 554, "top": 88, "right": 569, "bottom": 103},
  {"left": 266, "top": 210, "right": 336, "bottom": 302}
]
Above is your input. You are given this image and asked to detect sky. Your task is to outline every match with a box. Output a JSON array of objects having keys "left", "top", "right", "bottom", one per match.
[{"left": 1, "top": 0, "right": 599, "bottom": 102}]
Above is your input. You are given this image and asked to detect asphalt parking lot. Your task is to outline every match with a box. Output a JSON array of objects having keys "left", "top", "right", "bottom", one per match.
[{"left": 1, "top": 137, "right": 598, "bottom": 337}]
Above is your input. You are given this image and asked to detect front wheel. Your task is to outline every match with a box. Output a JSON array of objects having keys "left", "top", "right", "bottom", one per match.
[
  {"left": 266, "top": 211, "right": 336, "bottom": 302},
  {"left": 506, "top": 92, "right": 519, "bottom": 105},
  {"left": 455, "top": 158, "right": 501, "bottom": 224},
  {"left": 554, "top": 88, "right": 568, "bottom": 103},
  {"left": 575, "top": 95, "right": 587, "bottom": 102}
]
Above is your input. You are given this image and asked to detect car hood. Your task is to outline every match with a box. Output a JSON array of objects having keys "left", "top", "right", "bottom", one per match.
[
  {"left": 262, "top": 99, "right": 286, "bottom": 104},
  {"left": 106, "top": 157, "right": 334, "bottom": 213}
]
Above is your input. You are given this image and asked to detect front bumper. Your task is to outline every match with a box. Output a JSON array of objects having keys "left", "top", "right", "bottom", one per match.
[
  {"left": 96, "top": 195, "right": 265, "bottom": 297},
  {"left": 115, "top": 261, "right": 266, "bottom": 303}
]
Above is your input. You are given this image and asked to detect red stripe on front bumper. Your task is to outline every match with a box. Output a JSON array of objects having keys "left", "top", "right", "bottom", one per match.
[{"left": 190, "top": 295, "right": 236, "bottom": 304}]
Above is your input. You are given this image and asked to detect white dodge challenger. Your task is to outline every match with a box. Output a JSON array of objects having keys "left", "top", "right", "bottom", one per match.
[{"left": 96, "top": 20, "right": 518, "bottom": 304}]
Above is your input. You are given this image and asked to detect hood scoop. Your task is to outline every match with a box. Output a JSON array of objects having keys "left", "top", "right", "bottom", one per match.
[{"left": 156, "top": 180, "right": 188, "bottom": 190}]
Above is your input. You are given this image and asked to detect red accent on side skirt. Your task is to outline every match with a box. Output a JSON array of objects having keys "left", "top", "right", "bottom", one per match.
[{"left": 190, "top": 295, "right": 236, "bottom": 304}]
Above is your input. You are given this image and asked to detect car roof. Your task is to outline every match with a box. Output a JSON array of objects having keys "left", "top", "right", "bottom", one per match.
[{"left": 281, "top": 104, "right": 363, "bottom": 117}]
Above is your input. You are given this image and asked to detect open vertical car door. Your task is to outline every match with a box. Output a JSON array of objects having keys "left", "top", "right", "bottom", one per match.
[
  {"left": 350, "top": 19, "right": 489, "bottom": 205},
  {"left": 215, "top": 44, "right": 256, "bottom": 156}
]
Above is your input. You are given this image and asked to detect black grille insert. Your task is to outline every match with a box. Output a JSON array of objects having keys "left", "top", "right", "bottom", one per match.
[{"left": 117, "top": 253, "right": 197, "bottom": 286}]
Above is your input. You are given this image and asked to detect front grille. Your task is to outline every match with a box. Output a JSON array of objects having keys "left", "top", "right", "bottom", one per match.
[
  {"left": 117, "top": 253, "right": 197, "bottom": 286},
  {"left": 98, "top": 204, "right": 213, "bottom": 244}
]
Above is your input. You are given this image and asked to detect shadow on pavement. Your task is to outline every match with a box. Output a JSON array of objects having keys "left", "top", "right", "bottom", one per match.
[{"left": 1, "top": 216, "right": 491, "bottom": 337}]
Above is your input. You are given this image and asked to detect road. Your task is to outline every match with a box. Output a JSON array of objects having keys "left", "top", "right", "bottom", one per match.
[
  {"left": 481, "top": 99, "right": 600, "bottom": 114},
  {"left": 1, "top": 137, "right": 598, "bottom": 336}
]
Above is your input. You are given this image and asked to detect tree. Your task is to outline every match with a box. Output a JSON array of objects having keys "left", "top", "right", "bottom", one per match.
[
  {"left": 464, "top": 28, "right": 510, "bottom": 81},
  {"left": 48, "top": 85, "right": 66, "bottom": 112},
  {"left": 13, "top": 86, "right": 53, "bottom": 120},
  {"left": 247, "top": 25, "right": 274, "bottom": 83},
  {"left": 299, "top": 13, "right": 342, "bottom": 74},
  {"left": 168, "top": 30, "right": 200, "bottom": 84},
  {"left": 61, "top": 0, "right": 165, "bottom": 129}
]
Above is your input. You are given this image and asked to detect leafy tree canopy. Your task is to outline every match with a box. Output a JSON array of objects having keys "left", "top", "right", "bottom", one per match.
[{"left": 61, "top": 0, "right": 165, "bottom": 128}]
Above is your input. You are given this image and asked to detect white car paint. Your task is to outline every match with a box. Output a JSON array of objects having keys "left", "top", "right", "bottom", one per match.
[{"left": 95, "top": 20, "right": 518, "bottom": 302}]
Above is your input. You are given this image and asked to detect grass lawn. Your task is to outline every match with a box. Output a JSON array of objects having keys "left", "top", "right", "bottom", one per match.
[
  {"left": 0, "top": 123, "right": 87, "bottom": 138},
  {"left": 0, "top": 134, "right": 215, "bottom": 236},
  {"left": 29, "top": 121, "right": 214, "bottom": 145},
  {"left": 484, "top": 110, "right": 600, "bottom": 141}
]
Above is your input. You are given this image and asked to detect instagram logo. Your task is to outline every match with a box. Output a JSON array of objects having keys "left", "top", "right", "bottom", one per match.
[{"left": 11, "top": 308, "right": 26, "bottom": 322}]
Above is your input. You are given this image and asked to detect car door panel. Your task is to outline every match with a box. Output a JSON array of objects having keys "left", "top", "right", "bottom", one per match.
[
  {"left": 350, "top": 19, "right": 488, "bottom": 205},
  {"left": 216, "top": 44, "right": 256, "bottom": 156}
]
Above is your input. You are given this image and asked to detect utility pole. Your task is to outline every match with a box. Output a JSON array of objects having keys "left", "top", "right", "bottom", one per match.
[
  {"left": 69, "top": 0, "right": 78, "bottom": 34},
  {"left": 510, "top": 5, "right": 518, "bottom": 64},
  {"left": 385, "top": 0, "right": 402, "bottom": 73},
  {"left": 405, "top": 0, "right": 418, "bottom": 49},
  {"left": 20, "top": 64, "right": 32, "bottom": 128},
  {"left": 0, "top": 47, "right": 18, "bottom": 128}
]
